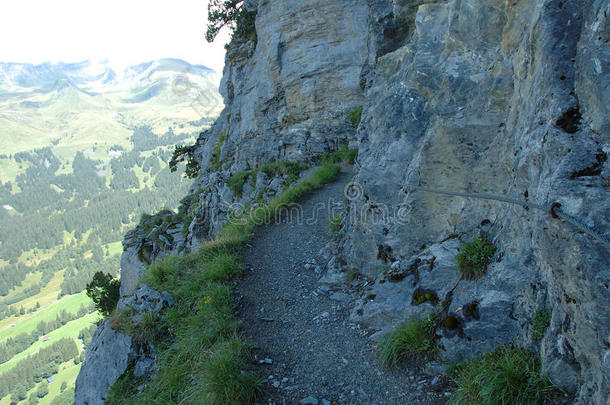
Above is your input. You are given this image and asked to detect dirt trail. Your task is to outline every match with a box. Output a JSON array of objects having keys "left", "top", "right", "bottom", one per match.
[{"left": 235, "top": 168, "right": 448, "bottom": 404}]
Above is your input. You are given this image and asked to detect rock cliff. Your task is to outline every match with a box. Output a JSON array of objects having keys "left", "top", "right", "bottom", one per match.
[{"left": 76, "top": 0, "right": 609, "bottom": 403}]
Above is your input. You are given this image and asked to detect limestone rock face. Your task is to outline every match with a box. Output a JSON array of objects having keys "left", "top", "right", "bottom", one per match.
[
  {"left": 119, "top": 246, "right": 146, "bottom": 297},
  {"left": 74, "top": 320, "right": 135, "bottom": 405},
  {"left": 340, "top": 0, "right": 609, "bottom": 403}
]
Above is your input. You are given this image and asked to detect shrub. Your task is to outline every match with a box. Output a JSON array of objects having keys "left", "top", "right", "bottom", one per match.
[
  {"left": 531, "top": 308, "right": 552, "bottom": 341},
  {"left": 170, "top": 144, "right": 200, "bottom": 179},
  {"left": 455, "top": 237, "right": 496, "bottom": 279},
  {"left": 348, "top": 106, "right": 363, "bottom": 129},
  {"left": 227, "top": 160, "right": 308, "bottom": 198},
  {"left": 210, "top": 132, "right": 227, "bottom": 170},
  {"left": 377, "top": 315, "right": 436, "bottom": 367},
  {"left": 86, "top": 272, "right": 120, "bottom": 317},
  {"left": 322, "top": 143, "right": 358, "bottom": 165},
  {"left": 329, "top": 214, "right": 342, "bottom": 234},
  {"left": 206, "top": 0, "right": 257, "bottom": 45},
  {"left": 449, "top": 346, "right": 557, "bottom": 405}
]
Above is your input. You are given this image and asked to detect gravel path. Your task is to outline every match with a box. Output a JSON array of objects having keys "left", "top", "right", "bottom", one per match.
[{"left": 235, "top": 168, "right": 449, "bottom": 405}]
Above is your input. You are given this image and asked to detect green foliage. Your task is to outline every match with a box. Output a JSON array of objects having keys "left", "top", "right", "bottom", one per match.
[
  {"left": 203, "top": 338, "right": 264, "bottom": 404},
  {"left": 109, "top": 162, "right": 341, "bottom": 404},
  {"left": 0, "top": 338, "right": 78, "bottom": 400},
  {"left": 216, "top": 163, "right": 341, "bottom": 249},
  {"left": 210, "top": 132, "right": 227, "bottom": 170},
  {"left": 347, "top": 106, "right": 363, "bottom": 129},
  {"left": 531, "top": 308, "right": 552, "bottom": 341},
  {"left": 206, "top": 0, "right": 257, "bottom": 44},
  {"left": 377, "top": 315, "right": 437, "bottom": 367},
  {"left": 455, "top": 237, "right": 496, "bottom": 280},
  {"left": 35, "top": 383, "right": 48, "bottom": 398},
  {"left": 170, "top": 144, "right": 200, "bottom": 179},
  {"left": 107, "top": 366, "right": 144, "bottom": 405},
  {"left": 85, "top": 272, "right": 120, "bottom": 317},
  {"left": 322, "top": 143, "right": 358, "bottom": 165},
  {"left": 449, "top": 346, "right": 557, "bottom": 405},
  {"left": 227, "top": 160, "right": 308, "bottom": 198},
  {"left": 329, "top": 214, "right": 342, "bottom": 234}
]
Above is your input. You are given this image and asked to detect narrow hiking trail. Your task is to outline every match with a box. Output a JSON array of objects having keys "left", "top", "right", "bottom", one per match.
[{"left": 235, "top": 168, "right": 449, "bottom": 405}]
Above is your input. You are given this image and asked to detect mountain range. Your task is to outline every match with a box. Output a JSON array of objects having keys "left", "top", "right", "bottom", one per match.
[{"left": 0, "top": 58, "right": 223, "bottom": 173}]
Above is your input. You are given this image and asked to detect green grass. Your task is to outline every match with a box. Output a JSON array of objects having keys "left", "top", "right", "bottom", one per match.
[
  {"left": 210, "top": 132, "right": 227, "bottom": 170},
  {"left": 329, "top": 214, "right": 342, "bottom": 234},
  {"left": 449, "top": 346, "right": 557, "bottom": 405},
  {"left": 215, "top": 162, "right": 341, "bottom": 249},
  {"left": 0, "top": 312, "right": 97, "bottom": 373},
  {"left": 455, "top": 237, "right": 496, "bottom": 280},
  {"left": 0, "top": 292, "right": 92, "bottom": 341},
  {"left": 377, "top": 315, "right": 437, "bottom": 367},
  {"left": 108, "top": 162, "right": 341, "bottom": 404},
  {"left": 347, "top": 106, "right": 363, "bottom": 129},
  {"left": 27, "top": 357, "right": 82, "bottom": 405},
  {"left": 531, "top": 308, "right": 552, "bottom": 341},
  {"left": 227, "top": 161, "right": 308, "bottom": 198},
  {"left": 322, "top": 143, "right": 358, "bottom": 165}
]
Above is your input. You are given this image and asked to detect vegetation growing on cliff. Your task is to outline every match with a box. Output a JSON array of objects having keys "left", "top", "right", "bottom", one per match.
[
  {"left": 531, "top": 308, "right": 552, "bottom": 341},
  {"left": 227, "top": 161, "right": 308, "bottom": 198},
  {"left": 455, "top": 237, "right": 496, "bottom": 280},
  {"left": 206, "top": 0, "right": 257, "bottom": 44},
  {"left": 347, "top": 106, "right": 363, "bottom": 129},
  {"left": 170, "top": 143, "right": 201, "bottom": 179},
  {"left": 85, "top": 272, "right": 120, "bottom": 317},
  {"left": 108, "top": 162, "right": 341, "bottom": 403},
  {"left": 448, "top": 346, "right": 557, "bottom": 405},
  {"left": 377, "top": 315, "right": 437, "bottom": 367}
]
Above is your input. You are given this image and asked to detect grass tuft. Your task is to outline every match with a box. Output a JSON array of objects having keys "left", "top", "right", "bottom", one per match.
[
  {"left": 203, "top": 338, "right": 264, "bottom": 404},
  {"left": 322, "top": 143, "right": 358, "bottom": 165},
  {"left": 377, "top": 315, "right": 436, "bottom": 367},
  {"left": 449, "top": 346, "right": 557, "bottom": 405},
  {"left": 347, "top": 106, "right": 363, "bottom": 129},
  {"left": 227, "top": 161, "right": 308, "bottom": 198},
  {"left": 210, "top": 132, "right": 227, "bottom": 170},
  {"left": 455, "top": 237, "right": 496, "bottom": 280},
  {"left": 329, "top": 214, "right": 342, "bottom": 234},
  {"left": 531, "top": 308, "right": 552, "bottom": 341}
]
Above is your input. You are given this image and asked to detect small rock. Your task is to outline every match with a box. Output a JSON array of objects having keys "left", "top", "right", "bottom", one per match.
[
  {"left": 321, "top": 400, "right": 331, "bottom": 405},
  {"left": 273, "top": 381, "right": 280, "bottom": 388},
  {"left": 330, "top": 292, "right": 349, "bottom": 302},
  {"left": 431, "top": 376, "right": 440, "bottom": 385},
  {"left": 299, "top": 397, "right": 318, "bottom": 405},
  {"left": 314, "top": 266, "right": 323, "bottom": 274},
  {"left": 321, "top": 311, "right": 330, "bottom": 318},
  {"left": 391, "top": 261, "right": 401, "bottom": 270},
  {"left": 282, "top": 377, "right": 289, "bottom": 383}
]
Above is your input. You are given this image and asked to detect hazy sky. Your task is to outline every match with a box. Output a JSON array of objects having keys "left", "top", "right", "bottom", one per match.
[{"left": 0, "top": 0, "right": 230, "bottom": 74}]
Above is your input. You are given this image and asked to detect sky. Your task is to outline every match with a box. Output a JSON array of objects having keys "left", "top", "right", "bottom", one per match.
[{"left": 0, "top": 0, "right": 230, "bottom": 74}]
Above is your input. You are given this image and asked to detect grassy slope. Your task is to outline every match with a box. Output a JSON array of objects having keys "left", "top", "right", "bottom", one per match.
[
  {"left": 0, "top": 291, "right": 91, "bottom": 340},
  {"left": 108, "top": 163, "right": 342, "bottom": 404},
  {"left": 0, "top": 312, "right": 97, "bottom": 373}
]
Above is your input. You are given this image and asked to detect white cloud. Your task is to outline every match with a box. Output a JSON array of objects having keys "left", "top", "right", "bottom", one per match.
[{"left": 0, "top": 0, "right": 230, "bottom": 74}]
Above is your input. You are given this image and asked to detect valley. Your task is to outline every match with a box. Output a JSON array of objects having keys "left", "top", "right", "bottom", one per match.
[{"left": 0, "top": 58, "right": 222, "bottom": 404}]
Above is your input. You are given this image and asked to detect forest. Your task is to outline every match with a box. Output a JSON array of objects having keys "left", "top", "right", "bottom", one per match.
[{"left": 0, "top": 125, "right": 196, "bottom": 403}]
